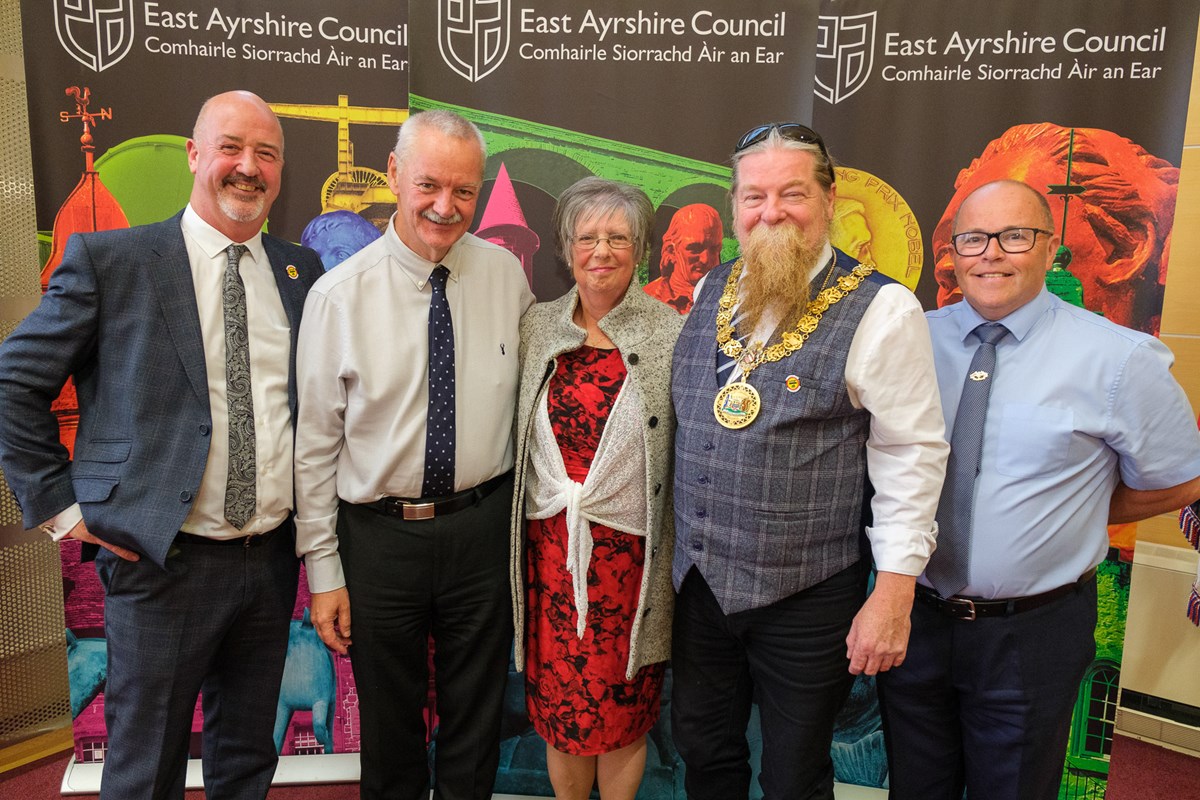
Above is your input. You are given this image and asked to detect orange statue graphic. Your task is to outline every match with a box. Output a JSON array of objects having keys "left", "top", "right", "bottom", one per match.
[
  {"left": 645, "top": 204, "right": 723, "bottom": 313},
  {"left": 932, "top": 123, "right": 1177, "bottom": 335}
]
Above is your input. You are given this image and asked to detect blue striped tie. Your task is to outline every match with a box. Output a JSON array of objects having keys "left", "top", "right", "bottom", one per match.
[{"left": 716, "top": 310, "right": 750, "bottom": 385}]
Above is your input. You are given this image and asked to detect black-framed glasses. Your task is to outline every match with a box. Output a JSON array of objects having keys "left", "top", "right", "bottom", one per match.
[
  {"left": 951, "top": 227, "right": 1053, "bottom": 256},
  {"left": 734, "top": 122, "right": 835, "bottom": 183},
  {"left": 572, "top": 233, "right": 634, "bottom": 251}
]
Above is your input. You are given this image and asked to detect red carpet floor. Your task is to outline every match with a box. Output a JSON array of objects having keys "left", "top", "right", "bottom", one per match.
[{"left": 1106, "top": 733, "right": 1200, "bottom": 798}]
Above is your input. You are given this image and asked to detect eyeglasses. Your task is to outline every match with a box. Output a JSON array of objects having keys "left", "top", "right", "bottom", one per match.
[
  {"left": 951, "top": 227, "right": 1053, "bottom": 256},
  {"left": 572, "top": 234, "right": 634, "bottom": 251},
  {"left": 734, "top": 122, "right": 835, "bottom": 183}
]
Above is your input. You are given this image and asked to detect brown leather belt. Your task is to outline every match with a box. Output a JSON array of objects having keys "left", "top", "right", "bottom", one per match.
[
  {"left": 364, "top": 471, "right": 511, "bottom": 521},
  {"left": 915, "top": 567, "right": 1097, "bottom": 621}
]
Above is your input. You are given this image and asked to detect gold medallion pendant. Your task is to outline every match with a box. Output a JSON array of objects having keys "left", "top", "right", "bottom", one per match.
[
  {"left": 712, "top": 256, "right": 874, "bottom": 431},
  {"left": 714, "top": 381, "right": 761, "bottom": 428}
]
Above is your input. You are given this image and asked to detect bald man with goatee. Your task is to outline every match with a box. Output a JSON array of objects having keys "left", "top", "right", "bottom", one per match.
[
  {"left": 669, "top": 123, "right": 948, "bottom": 799},
  {"left": 0, "top": 91, "right": 322, "bottom": 799}
]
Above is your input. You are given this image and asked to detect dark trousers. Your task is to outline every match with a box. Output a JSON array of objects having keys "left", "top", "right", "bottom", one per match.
[
  {"left": 338, "top": 476, "right": 514, "bottom": 800},
  {"left": 671, "top": 564, "right": 865, "bottom": 800},
  {"left": 96, "top": 525, "right": 298, "bottom": 800},
  {"left": 877, "top": 578, "right": 1097, "bottom": 800}
]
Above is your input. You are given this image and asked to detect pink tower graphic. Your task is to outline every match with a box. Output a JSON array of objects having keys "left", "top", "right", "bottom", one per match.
[{"left": 476, "top": 163, "right": 540, "bottom": 288}]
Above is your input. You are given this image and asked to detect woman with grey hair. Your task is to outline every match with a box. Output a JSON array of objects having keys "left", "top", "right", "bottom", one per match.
[{"left": 509, "top": 177, "right": 682, "bottom": 798}]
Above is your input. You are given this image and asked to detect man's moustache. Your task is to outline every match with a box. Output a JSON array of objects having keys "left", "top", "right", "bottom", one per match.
[
  {"left": 422, "top": 210, "right": 464, "bottom": 225},
  {"left": 223, "top": 173, "right": 266, "bottom": 192}
]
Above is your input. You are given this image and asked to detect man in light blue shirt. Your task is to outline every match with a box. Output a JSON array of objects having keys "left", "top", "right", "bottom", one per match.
[{"left": 879, "top": 179, "right": 1200, "bottom": 800}]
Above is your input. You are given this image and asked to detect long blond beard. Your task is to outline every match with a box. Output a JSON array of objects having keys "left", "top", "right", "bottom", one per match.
[{"left": 737, "top": 222, "right": 825, "bottom": 337}]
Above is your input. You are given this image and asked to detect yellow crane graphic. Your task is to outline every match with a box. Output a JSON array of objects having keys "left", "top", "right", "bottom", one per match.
[{"left": 269, "top": 95, "right": 408, "bottom": 214}]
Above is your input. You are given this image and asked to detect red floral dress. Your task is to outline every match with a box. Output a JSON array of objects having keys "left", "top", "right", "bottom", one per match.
[{"left": 525, "top": 346, "right": 665, "bottom": 755}]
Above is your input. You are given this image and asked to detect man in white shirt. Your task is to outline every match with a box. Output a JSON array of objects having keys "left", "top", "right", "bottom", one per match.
[
  {"left": 294, "top": 109, "right": 534, "bottom": 800},
  {"left": 0, "top": 91, "right": 323, "bottom": 799},
  {"left": 670, "top": 122, "right": 948, "bottom": 799}
]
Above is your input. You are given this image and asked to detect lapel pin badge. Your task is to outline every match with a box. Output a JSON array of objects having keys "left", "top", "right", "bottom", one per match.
[
  {"left": 785, "top": 375, "right": 801, "bottom": 392},
  {"left": 286, "top": 265, "right": 299, "bottom": 279}
]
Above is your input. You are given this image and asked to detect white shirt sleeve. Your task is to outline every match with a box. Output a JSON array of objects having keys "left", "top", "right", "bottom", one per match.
[
  {"left": 293, "top": 288, "right": 349, "bottom": 594},
  {"left": 42, "top": 503, "right": 83, "bottom": 541},
  {"left": 845, "top": 284, "right": 949, "bottom": 576}
]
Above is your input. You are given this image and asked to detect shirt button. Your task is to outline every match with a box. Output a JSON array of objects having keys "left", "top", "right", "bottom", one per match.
[
  {"left": 198, "top": 424, "right": 210, "bottom": 436},
  {"left": 628, "top": 353, "right": 639, "bottom": 365},
  {"left": 698, "top": 476, "right": 708, "bottom": 485},
  {"left": 179, "top": 490, "right": 192, "bottom": 503},
  {"left": 692, "top": 540, "right": 704, "bottom": 551},
  {"left": 696, "top": 509, "right": 706, "bottom": 519},
  {"left": 648, "top": 416, "right": 658, "bottom": 428}
]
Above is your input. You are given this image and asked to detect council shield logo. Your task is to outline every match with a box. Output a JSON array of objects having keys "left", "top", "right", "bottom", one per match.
[
  {"left": 815, "top": 12, "right": 876, "bottom": 104},
  {"left": 438, "top": 0, "right": 511, "bottom": 83},
  {"left": 55, "top": 0, "right": 135, "bottom": 73}
]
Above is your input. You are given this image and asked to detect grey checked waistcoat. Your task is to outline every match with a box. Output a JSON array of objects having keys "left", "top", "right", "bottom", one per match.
[{"left": 672, "top": 250, "right": 884, "bottom": 614}]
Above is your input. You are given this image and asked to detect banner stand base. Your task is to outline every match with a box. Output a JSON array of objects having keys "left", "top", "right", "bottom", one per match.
[
  {"left": 59, "top": 754, "right": 886, "bottom": 798},
  {"left": 60, "top": 752, "right": 363, "bottom": 794}
]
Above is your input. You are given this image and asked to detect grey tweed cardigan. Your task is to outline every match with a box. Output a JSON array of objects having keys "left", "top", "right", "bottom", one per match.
[{"left": 509, "top": 281, "right": 683, "bottom": 679}]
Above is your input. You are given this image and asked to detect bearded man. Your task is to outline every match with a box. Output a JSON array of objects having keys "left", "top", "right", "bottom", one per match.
[{"left": 669, "top": 123, "right": 949, "bottom": 800}]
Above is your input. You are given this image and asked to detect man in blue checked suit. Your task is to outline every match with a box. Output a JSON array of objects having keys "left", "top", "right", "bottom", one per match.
[{"left": 0, "top": 90, "right": 322, "bottom": 799}]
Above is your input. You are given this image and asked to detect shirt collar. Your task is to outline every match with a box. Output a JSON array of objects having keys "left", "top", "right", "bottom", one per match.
[
  {"left": 181, "top": 204, "right": 266, "bottom": 266},
  {"left": 809, "top": 242, "right": 835, "bottom": 283},
  {"left": 953, "top": 287, "right": 1054, "bottom": 344},
  {"left": 381, "top": 212, "right": 466, "bottom": 289}
]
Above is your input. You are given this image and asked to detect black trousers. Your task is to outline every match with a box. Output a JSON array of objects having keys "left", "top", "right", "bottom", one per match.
[
  {"left": 877, "top": 578, "right": 1097, "bottom": 800},
  {"left": 96, "top": 525, "right": 298, "bottom": 800},
  {"left": 671, "top": 564, "right": 866, "bottom": 800},
  {"left": 338, "top": 476, "right": 514, "bottom": 800}
]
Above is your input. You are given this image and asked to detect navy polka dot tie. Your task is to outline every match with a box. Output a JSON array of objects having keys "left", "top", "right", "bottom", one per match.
[{"left": 422, "top": 265, "right": 456, "bottom": 497}]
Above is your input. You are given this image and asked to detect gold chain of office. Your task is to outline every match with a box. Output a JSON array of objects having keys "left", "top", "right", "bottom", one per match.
[{"left": 715, "top": 258, "right": 876, "bottom": 371}]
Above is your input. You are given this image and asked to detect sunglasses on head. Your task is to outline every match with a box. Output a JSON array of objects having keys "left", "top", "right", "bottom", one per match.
[{"left": 734, "top": 122, "right": 835, "bottom": 183}]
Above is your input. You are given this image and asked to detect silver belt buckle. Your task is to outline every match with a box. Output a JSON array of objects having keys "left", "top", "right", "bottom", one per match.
[
  {"left": 946, "top": 596, "right": 977, "bottom": 621},
  {"left": 402, "top": 502, "right": 436, "bottom": 521}
]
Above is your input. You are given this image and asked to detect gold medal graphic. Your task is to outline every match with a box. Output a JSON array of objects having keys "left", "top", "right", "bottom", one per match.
[{"left": 830, "top": 167, "right": 923, "bottom": 290}]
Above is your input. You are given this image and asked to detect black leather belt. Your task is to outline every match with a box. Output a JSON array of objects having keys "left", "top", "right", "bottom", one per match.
[
  {"left": 364, "top": 471, "right": 511, "bottom": 521},
  {"left": 175, "top": 526, "right": 282, "bottom": 548},
  {"left": 915, "top": 568, "right": 1097, "bottom": 621}
]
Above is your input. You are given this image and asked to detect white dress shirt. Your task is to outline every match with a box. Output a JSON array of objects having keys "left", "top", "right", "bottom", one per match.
[
  {"left": 46, "top": 205, "right": 294, "bottom": 540},
  {"left": 697, "top": 242, "right": 948, "bottom": 576},
  {"left": 294, "top": 216, "right": 535, "bottom": 593}
]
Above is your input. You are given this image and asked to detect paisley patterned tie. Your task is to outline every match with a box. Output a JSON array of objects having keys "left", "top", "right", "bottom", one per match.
[{"left": 223, "top": 244, "right": 256, "bottom": 529}]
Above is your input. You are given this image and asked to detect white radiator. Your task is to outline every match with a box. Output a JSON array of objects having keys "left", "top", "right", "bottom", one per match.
[{"left": 1117, "top": 541, "right": 1200, "bottom": 755}]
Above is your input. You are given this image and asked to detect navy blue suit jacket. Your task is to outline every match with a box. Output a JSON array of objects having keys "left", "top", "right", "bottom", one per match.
[{"left": 0, "top": 213, "right": 322, "bottom": 567}]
